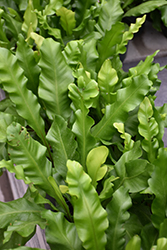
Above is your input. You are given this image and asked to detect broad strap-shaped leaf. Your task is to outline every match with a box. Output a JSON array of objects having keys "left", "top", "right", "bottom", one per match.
[
  {"left": 38, "top": 38, "right": 74, "bottom": 119},
  {"left": 0, "top": 47, "right": 46, "bottom": 147},
  {"left": 149, "top": 149, "right": 167, "bottom": 229},
  {"left": 97, "top": 22, "right": 124, "bottom": 70},
  {"left": 66, "top": 160, "right": 108, "bottom": 250},
  {"left": 46, "top": 114, "right": 78, "bottom": 178},
  {"left": 92, "top": 74, "right": 152, "bottom": 141},
  {"left": 72, "top": 107, "right": 96, "bottom": 170},
  {"left": 56, "top": 7, "right": 76, "bottom": 36},
  {"left": 125, "top": 235, "right": 141, "bottom": 250},
  {"left": 16, "top": 34, "right": 40, "bottom": 95},
  {"left": 6, "top": 122, "right": 71, "bottom": 219},
  {"left": 124, "top": 0, "right": 167, "bottom": 17},
  {"left": 98, "top": 59, "right": 118, "bottom": 105},
  {"left": 86, "top": 146, "right": 109, "bottom": 188},
  {"left": 0, "top": 198, "right": 45, "bottom": 243},
  {"left": 42, "top": 210, "right": 83, "bottom": 250},
  {"left": 96, "top": 0, "right": 123, "bottom": 34},
  {"left": 106, "top": 186, "right": 132, "bottom": 250},
  {"left": 138, "top": 97, "right": 159, "bottom": 162}
]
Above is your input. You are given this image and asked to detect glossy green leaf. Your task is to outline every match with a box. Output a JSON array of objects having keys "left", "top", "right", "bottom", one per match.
[
  {"left": 97, "top": 22, "right": 124, "bottom": 70},
  {"left": 98, "top": 59, "right": 118, "bottom": 105},
  {"left": 0, "top": 47, "right": 46, "bottom": 146},
  {"left": 124, "top": 0, "right": 167, "bottom": 17},
  {"left": 72, "top": 107, "right": 96, "bottom": 170},
  {"left": 56, "top": 7, "right": 76, "bottom": 36},
  {"left": 92, "top": 75, "right": 152, "bottom": 141},
  {"left": 106, "top": 186, "right": 132, "bottom": 250},
  {"left": 43, "top": 210, "right": 83, "bottom": 250},
  {"left": 38, "top": 38, "right": 74, "bottom": 119},
  {"left": 16, "top": 34, "right": 40, "bottom": 95},
  {"left": 160, "top": 5, "right": 167, "bottom": 27},
  {"left": 125, "top": 235, "right": 141, "bottom": 250},
  {"left": 46, "top": 114, "right": 78, "bottom": 178},
  {"left": 96, "top": 0, "right": 123, "bottom": 34},
  {"left": 6, "top": 122, "right": 54, "bottom": 198},
  {"left": 0, "top": 198, "right": 45, "bottom": 241},
  {"left": 138, "top": 97, "right": 159, "bottom": 162},
  {"left": 63, "top": 40, "right": 83, "bottom": 68},
  {"left": 86, "top": 145, "right": 109, "bottom": 187},
  {"left": 157, "top": 238, "right": 167, "bottom": 250},
  {"left": 66, "top": 159, "right": 108, "bottom": 250},
  {"left": 99, "top": 176, "right": 116, "bottom": 202},
  {"left": 75, "top": 0, "right": 97, "bottom": 25},
  {"left": 149, "top": 149, "right": 167, "bottom": 229},
  {"left": 114, "top": 141, "right": 142, "bottom": 186},
  {"left": 160, "top": 219, "right": 167, "bottom": 238},
  {"left": 140, "top": 223, "right": 158, "bottom": 250},
  {"left": 124, "top": 159, "right": 153, "bottom": 193}
]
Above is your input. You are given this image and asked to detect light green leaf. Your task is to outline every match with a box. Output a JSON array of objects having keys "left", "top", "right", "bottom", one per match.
[
  {"left": 149, "top": 149, "right": 167, "bottom": 229},
  {"left": 96, "top": 0, "right": 123, "bottom": 34},
  {"left": 117, "top": 15, "right": 146, "bottom": 54},
  {"left": 125, "top": 235, "right": 141, "bottom": 250},
  {"left": 16, "top": 34, "right": 40, "bottom": 95},
  {"left": 46, "top": 114, "right": 78, "bottom": 178},
  {"left": 106, "top": 186, "right": 132, "bottom": 250},
  {"left": 157, "top": 238, "right": 167, "bottom": 250},
  {"left": 22, "top": 0, "right": 37, "bottom": 36},
  {"left": 66, "top": 160, "right": 108, "bottom": 250},
  {"left": 0, "top": 47, "right": 47, "bottom": 147},
  {"left": 30, "top": 32, "right": 44, "bottom": 49},
  {"left": 138, "top": 97, "right": 159, "bottom": 162},
  {"left": 38, "top": 38, "right": 74, "bottom": 119},
  {"left": 72, "top": 107, "right": 96, "bottom": 170},
  {"left": 68, "top": 69, "right": 99, "bottom": 110},
  {"left": 43, "top": 0, "right": 63, "bottom": 15},
  {"left": 43, "top": 210, "right": 83, "bottom": 250},
  {"left": 124, "top": 0, "right": 167, "bottom": 17},
  {"left": 98, "top": 59, "right": 118, "bottom": 105},
  {"left": 63, "top": 40, "right": 83, "bottom": 68},
  {"left": 92, "top": 75, "right": 152, "bottom": 141},
  {"left": 86, "top": 145, "right": 109, "bottom": 187},
  {"left": 56, "top": 7, "right": 76, "bottom": 36}
]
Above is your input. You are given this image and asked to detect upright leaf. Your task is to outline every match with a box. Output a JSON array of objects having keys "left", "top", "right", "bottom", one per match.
[
  {"left": 0, "top": 47, "right": 46, "bottom": 146},
  {"left": 66, "top": 160, "right": 108, "bottom": 250},
  {"left": 22, "top": 0, "right": 37, "bottom": 36},
  {"left": 43, "top": 210, "right": 83, "bottom": 250},
  {"left": 138, "top": 97, "right": 159, "bottom": 162},
  {"left": 96, "top": 0, "right": 123, "bottom": 34},
  {"left": 56, "top": 7, "right": 76, "bottom": 36},
  {"left": 97, "top": 22, "right": 124, "bottom": 70},
  {"left": 92, "top": 75, "right": 152, "bottom": 141},
  {"left": 16, "top": 34, "right": 40, "bottom": 95},
  {"left": 98, "top": 59, "right": 118, "bottom": 105},
  {"left": 75, "top": 0, "right": 97, "bottom": 25},
  {"left": 46, "top": 115, "right": 78, "bottom": 178},
  {"left": 38, "top": 38, "right": 74, "bottom": 119},
  {"left": 149, "top": 149, "right": 167, "bottom": 229},
  {"left": 106, "top": 186, "right": 132, "bottom": 250},
  {"left": 72, "top": 107, "right": 96, "bottom": 170}
]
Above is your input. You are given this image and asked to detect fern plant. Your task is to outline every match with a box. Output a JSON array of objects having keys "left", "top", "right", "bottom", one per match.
[{"left": 0, "top": 1, "right": 167, "bottom": 250}]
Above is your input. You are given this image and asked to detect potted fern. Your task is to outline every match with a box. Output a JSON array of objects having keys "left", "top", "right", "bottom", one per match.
[{"left": 0, "top": 1, "right": 167, "bottom": 249}]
